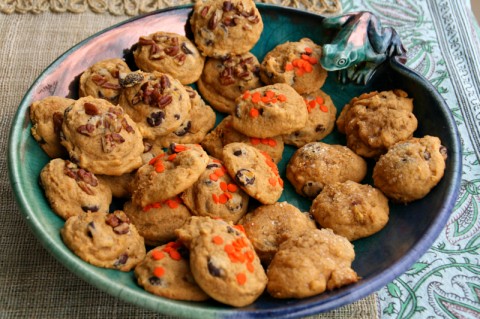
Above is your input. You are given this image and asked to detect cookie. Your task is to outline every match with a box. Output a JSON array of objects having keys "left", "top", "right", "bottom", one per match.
[
  {"left": 124, "top": 197, "right": 192, "bottom": 246},
  {"left": 96, "top": 173, "right": 134, "bottom": 199},
  {"left": 336, "top": 89, "right": 418, "bottom": 158},
  {"left": 282, "top": 89, "right": 337, "bottom": 147},
  {"left": 131, "top": 143, "right": 209, "bottom": 207},
  {"left": 61, "top": 96, "right": 144, "bottom": 176},
  {"left": 197, "top": 53, "right": 262, "bottom": 113},
  {"left": 373, "top": 135, "right": 448, "bottom": 203},
  {"left": 30, "top": 96, "right": 74, "bottom": 158},
  {"left": 79, "top": 58, "right": 130, "bottom": 104},
  {"left": 239, "top": 202, "right": 317, "bottom": 264},
  {"left": 231, "top": 83, "right": 308, "bottom": 138},
  {"left": 266, "top": 228, "right": 359, "bottom": 299},
  {"left": 134, "top": 242, "right": 209, "bottom": 301},
  {"left": 117, "top": 71, "right": 191, "bottom": 140},
  {"left": 260, "top": 38, "right": 327, "bottom": 94},
  {"left": 61, "top": 210, "right": 146, "bottom": 271},
  {"left": 286, "top": 142, "right": 367, "bottom": 199},
  {"left": 150, "top": 86, "right": 216, "bottom": 148},
  {"left": 181, "top": 157, "right": 249, "bottom": 223},
  {"left": 222, "top": 142, "right": 283, "bottom": 204},
  {"left": 310, "top": 181, "right": 389, "bottom": 241},
  {"left": 40, "top": 158, "right": 112, "bottom": 220},
  {"left": 175, "top": 216, "right": 267, "bottom": 307},
  {"left": 201, "top": 116, "right": 284, "bottom": 163},
  {"left": 133, "top": 31, "right": 205, "bottom": 85},
  {"left": 190, "top": 0, "right": 263, "bottom": 58}
]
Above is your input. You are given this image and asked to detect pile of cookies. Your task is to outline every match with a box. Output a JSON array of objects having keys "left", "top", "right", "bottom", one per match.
[{"left": 29, "top": 0, "right": 448, "bottom": 308}]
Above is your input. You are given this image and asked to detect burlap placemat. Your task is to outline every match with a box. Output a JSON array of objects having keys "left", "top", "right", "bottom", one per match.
[{"left": 0, "top": 9, "right": 378, "bottom": 319}]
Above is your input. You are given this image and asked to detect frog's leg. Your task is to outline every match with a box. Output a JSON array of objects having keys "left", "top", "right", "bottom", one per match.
[
  {"left": 322, "top": 12, "right": 358, "bottom": 29},
  {"left": 367, "top": 18, "right": 405, "bottom": 58}
]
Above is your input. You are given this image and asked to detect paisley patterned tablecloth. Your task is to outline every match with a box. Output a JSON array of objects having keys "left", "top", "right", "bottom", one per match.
[{"left": 347, "top": 0, "right": 480, "bottom": 318}]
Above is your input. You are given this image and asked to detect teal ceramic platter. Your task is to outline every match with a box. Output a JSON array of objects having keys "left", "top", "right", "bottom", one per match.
[{"left": 8, "top": 4, "right": 461, "bottom": 318}]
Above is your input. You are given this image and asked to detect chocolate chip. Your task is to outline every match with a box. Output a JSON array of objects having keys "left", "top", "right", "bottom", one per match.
[
  {"left": 207, "top": 258, "right": 222, "bottom": 277},
  {"left": 82, "top": 205, "right": 99, "bottom": 212},
  {"left": 315, "top": 124, "right": 325, "bottom": 132},
  {"left": 223, "top": 0, "right": 233, "bottom": 12},
  {"left": 423, "top": 151, "right": 431, "bottom": 160},
  {"left": 149, "top": 276, "right": 163, "bottom": 286},
  {"left": 147, "top": 111, "right": 165, "bottom": 127},
  {"left": 206, "top": 163, "right": 220, "bottom": 169},
  {"left": 302, "top": 181, "right": 322, "bottom": 199},
  {"left": 174, "top": 121, "right": 191, "bottom": 136},
  {"left": 114, "top": 253, "right": 129, "bottom": 267},
  {"left": 86, "top": 221, "right": 95, "bottom": 237},
  {"left": 233, "top": 149, "right": 244, "bottom": 156},
  {"left": 235, "top": 169, "right": 255, "bottom": 186},
  {"left": 225, "top": 198, "right": 243, "bottom": 212},
  {"left": 440, "top": 145, "right": 448, "bottom": 158},
  {"left": 181, "top": 42, "right": 193, "bottom": 55}
]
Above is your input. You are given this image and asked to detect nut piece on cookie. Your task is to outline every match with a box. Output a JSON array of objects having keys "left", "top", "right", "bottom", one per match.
[
  {"left": 373, "top": 135, "right": 448, "bottom": 204},
  {"left": 61, "top": 211, "right": 146, "bottom": 271},
  {"left": 310, "top": 181, "right": 389, "bottom": 241},
  {"left": 61, "top": 96, "right": 144, "bottom": 176},
  {"left": 222, "top": 142, "right": 283, "bottom": 204},
  {"left": 260, "top": 38, "right": 327, "bottom": 94},
  {"left": 190, "top": 0, "right": 263, "bottom": 58},
  {"left": 286, "top": 142, "right": 367, "bottom": 199},
  {"left": 30, "top": 96, "right": 74, "bottom": 158},
  {"left": 133, "top": 31, "right": 205, "bottom": 85},
  {"left": 266, "top": 228, "right": 359, "bottom": 299},
  {"left": 79, "top": 58, "right": 130, "bottom": 104},
  {"left": 134, "top": 241, "right": 209, "bottom": 301},
  {"left": 336, "top": 89, "right": 418, "bottom": 158},
  {"left": 197, "top": 52, "right": 262, "bottom": 113},
  {"left": 231, "top": 83, "right": 308, "bottom": 138},
  {"left": 175, "top": 216, "right": 267, "bottom": 307},
  {"left": 239, "top": 202, "right": 317, "bottom": 265},
  {"left": 40, "top": 158, "right": 112, "bottom": 220}
]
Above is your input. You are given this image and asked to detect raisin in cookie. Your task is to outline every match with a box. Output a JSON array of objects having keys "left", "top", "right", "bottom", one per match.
[
  {"left": 373, "top": 135, "right": 448, "bottom": 203},
  {"left": 231, "top": 83, "right": 307, "bottom": 138},
  {"left": 124, "top": 197, "right": 192, "bottom": 246},
  {"left": 131, "top": 143, "right": 209, "bottom": 208},
  {"left": 118, "top": 71, "right": 191, "bottom": 140},
  {"left": 190, "top": 0, "right": 263, "bottom": 58},
  {"left": 133, "top": 32, "right": 205, "bottom": 85},
  {"left": 176, "top": 216, "right": 267, "bottom": 307},
  {"left": 267, "top": 228, "right": 359, "bottom": 299},
  {"left": 197, "top": 53, "right": 262, "bottom": 113},
  {"left": 30, "top": 96, "right": 74, "bottom": 158},
  {"left": 336, "top": 89, "right": 418, "bottom": 158},
  {"left": 79, "top": 58, "right": 130, "bottom": 104},
  {"left": 239, "top": 202, "right": 317, "bottom": 265},
  {"left": 260, "top": 38, "right": 327, "bottom": 94},
  {"left": 310, "top": 181, "right": 389, "bottom": 241},
  {"left": 286, "top": 142, "right": 367, "bottom": 199},
  {"left": 222, "top": 142, "right": 283, "bottom": 204},
  {"left": 181, "top": 157, "right": 249, "bottom": 223},
  {"left": 282, "top": 89, "right": 337, "bottom": 147},
  {"left": 40, "top": 158, "right": 112, "bottom": 220},
  {"left": 134, "top": 242, "right": 209, "bottom": 301},
  {"left": 61, "top": 211, "right": 146, "bottom": 271}
]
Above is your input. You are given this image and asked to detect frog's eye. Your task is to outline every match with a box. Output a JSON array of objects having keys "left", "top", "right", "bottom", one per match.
[{"left": 336, "top": 58, "right": 347, "bottom": 66}]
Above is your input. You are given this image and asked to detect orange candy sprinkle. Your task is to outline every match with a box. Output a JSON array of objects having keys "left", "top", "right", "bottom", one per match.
[
  {"left": 277, "top": 94, "right": 287, "bottom": 102},
  {"left": 151, "top": 250, "right": 165, "bottom": 260},
  {"left": 227, "top": 183, "right": 238, "bottom": 192},
  {"left": 249, "top": 108, "right": 259, "bottom": 118},
  {"left": 269, "top": 139, "right": 277, "bottom": 147},
  {"left": 236, "top": 273, "right": 247, "bottom": 285},
  {"left": 165, "top": 199, "right": 179, "bottom": 209},
  {"left": 305, "top": 47, "right": 313, "bottom": 54},
  {"left": 209, "top": 173, "right": 219, "bottom": 182},
  {"left": 212, "top": 236, "right": 224, "bottom": 245},
  {"left": 212, "top": 193, "right": 219, "bottom": 203},
  {"left": 245, "top": 250, "right": 255, "bottom": 263},
  {"left": 169, "top": 250, "right": 182, "bottom": 261},
  {"left": 220, "top": 181, "right": 228, "bottom": 192},
  {"left": 214, "top": 168, "right": 225, "bottom": 177},
  {"left": 269, "top": 177, "right": 277, "bottom": 186},
  {"left": 265, "top": 90, "right": 275, "bottom": 98},
  {"left": 224, "top": 244, "right": 235, "bottom": 254},
  {"left": 242, "top": 91, "right": 251, "bottom": 100},
  {"left": 316, "top": 96, "right": 324, "bottom": 104},
  {"left": 153, "top": 267, "right": 165, "bottom": 277},
  {"left": 250, "top": 137, "right": 260, "bottom": 145},
  {"left": 174, "top": 144, "right": 187, "bottom": 153},
  {"left": 155, "top": 162, "right": 165, "bottom": 173},
  {"left": 224, "top": 192, "right": 233, "bottom": 200},
  {"left": 285, "top": 63, "right": 294, "bottom": 71},
  {"left": 234, "top": 224, "right": 246, "bottom": 234},
  {"left": 320, "top": 104, "right": 328, "bottom": 112},
  {"left": 167, "top": 153, "right": 177, "bottom": 161},
  {"left": 246, "top": 262, "right": 255, "bottom": 273},
  {"left": 278, "top": 177, "right": 284, "bottom": 187},
  {"left": 218, "top": 194, "right": 228, "bottom": 204},
  {"left": 251, "top": 92, "right": 261, "bottom": 103}
]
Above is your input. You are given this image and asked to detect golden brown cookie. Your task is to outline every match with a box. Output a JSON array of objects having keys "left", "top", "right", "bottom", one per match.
[
  {"left": 96, "top": 173, "right": 134, "bottom": 199},
  {"left": 286, "top": 142, "right": 367, "bottom": 199},
  {"left": 61, "top": 211, "right": 146, "bottom": 271},
  {"left": 266, "top": 228, "right": 359, "bottom": 299},
  {"left": 197, "top": 53, "right": 262, "bottom": 113},
  {"left": 260, "top": 38, "right": 327, "bottom": 94},
  {"left": 133, "top": 31, "right": 205, "bottom": 85},
  {"left": 310, "top": 181, "right": 389, "bottom": 241},
  {"left": 373, "top": 135, "right": 448, "bottom": 203}
]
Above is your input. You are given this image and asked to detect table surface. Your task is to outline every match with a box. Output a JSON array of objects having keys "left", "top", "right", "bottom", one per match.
[{"left": 1, "top": 0, "right": 480, "bottom": 318}]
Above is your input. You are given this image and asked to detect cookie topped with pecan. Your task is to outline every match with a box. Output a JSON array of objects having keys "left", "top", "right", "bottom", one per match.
[
  {"left": 190, "top": 0, "right": 263, "bottom": 58},
  {"left": 61, "top": 96, "right": 144, "bottom": 176},
  {"left": 133, "top": 31, "right": 205, "bottom": 85}
]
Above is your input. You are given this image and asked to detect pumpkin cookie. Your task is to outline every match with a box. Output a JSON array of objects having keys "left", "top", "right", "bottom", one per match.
[
  {"left": 61, "top": 210, "right": 146, "bottom": 271},
  {"left": 190, "top": 0, "right": 263, "bottom": 58},
  {"left": 176, "top": 216, "right": 267, "bottom": 307},
  {"left": 133, "top": 31, "right": 205, "bottom": 85},
  {"left": 310, "top": 181, "right": 389, "bottom": 241},
  {"left": 286, "top": 142, "right": 367, "bottom": 199},
  {"left": 373, "top": 135, "right": 448, "bottom": 203},
  {"left": 197, "top": 52, "right": 262, "bottom": 113},
  {"left": 96, "top": 173, "right": 134, "bottom": 199},
  {"left": 260, "top": 38, "right": 327, "bottom": 94},
  {"left": 222, "top": 142, "right": 283, "bottom": 204}
]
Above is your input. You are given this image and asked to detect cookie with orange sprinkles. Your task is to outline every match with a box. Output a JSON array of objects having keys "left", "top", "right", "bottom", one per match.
[
  {"left": 134, "top": 241, "right": 210, "bottom": 301},
  {"left": 175, "top": 216, "right": 267, "bottom": 307},
  {"left": 222, "top": 142, "right": 283, "bottom": 204}
]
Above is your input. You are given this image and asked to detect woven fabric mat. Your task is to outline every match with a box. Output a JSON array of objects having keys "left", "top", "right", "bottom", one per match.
[{"left": 0, "top": 8, "right": 378, "bottom": 319}]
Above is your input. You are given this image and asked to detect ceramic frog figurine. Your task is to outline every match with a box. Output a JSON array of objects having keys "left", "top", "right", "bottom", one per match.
[{"left": 320, "top": 11, "right": 406, "bottom": 84}]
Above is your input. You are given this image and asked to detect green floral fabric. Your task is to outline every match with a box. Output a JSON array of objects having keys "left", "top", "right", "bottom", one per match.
[{"left": 341, "top": 0, "right": 480, "bottom": 318}]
